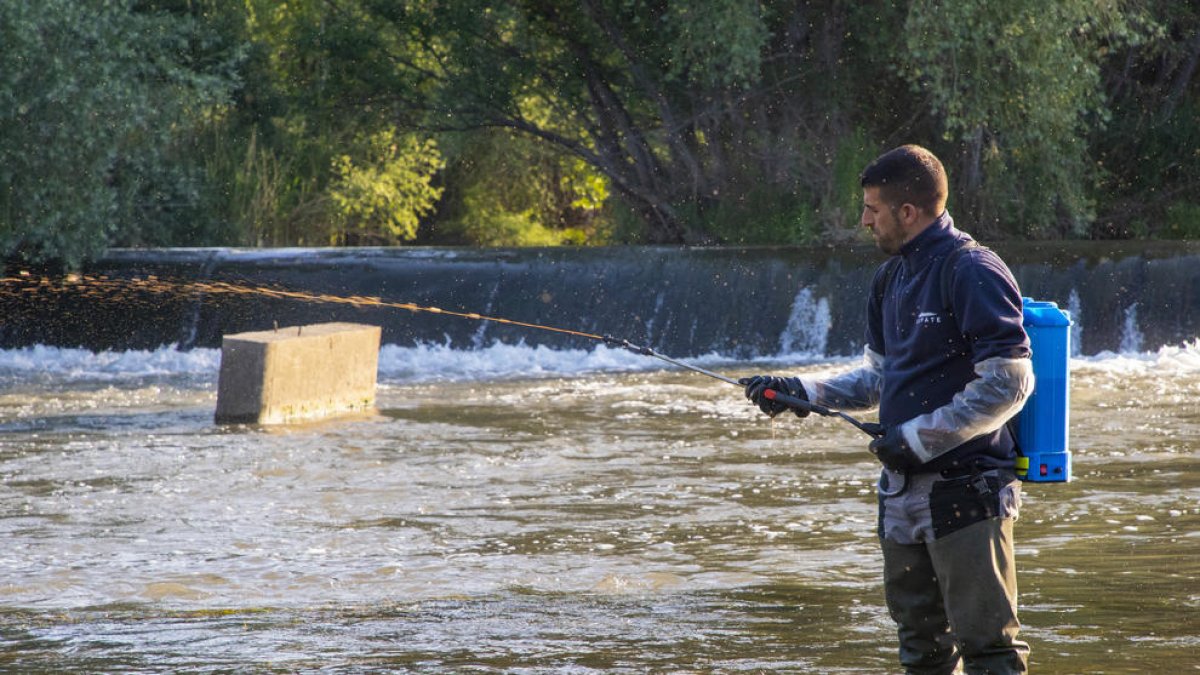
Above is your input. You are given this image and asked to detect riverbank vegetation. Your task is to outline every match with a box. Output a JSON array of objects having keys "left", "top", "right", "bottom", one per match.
[{"left": 1, "top": 0, "right": 1197, "bottom": 265}]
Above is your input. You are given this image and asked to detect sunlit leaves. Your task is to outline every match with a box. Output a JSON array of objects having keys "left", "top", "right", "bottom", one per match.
[{"left": 328, "top": 131, "right": 445, "bottom": 244}]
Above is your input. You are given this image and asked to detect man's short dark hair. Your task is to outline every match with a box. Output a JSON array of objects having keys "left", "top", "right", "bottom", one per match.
[{"left": 860, "top": 145, "right": 948, "bottom": 216}]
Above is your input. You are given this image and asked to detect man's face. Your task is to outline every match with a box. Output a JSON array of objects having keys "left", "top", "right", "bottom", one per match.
[{"left": 861, "top": 186, "right": 906, "bottom": 255}]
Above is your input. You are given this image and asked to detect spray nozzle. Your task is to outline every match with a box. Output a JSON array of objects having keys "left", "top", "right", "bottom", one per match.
[{"left": 602, "top": 334, "right": 654, "bottom": 356}]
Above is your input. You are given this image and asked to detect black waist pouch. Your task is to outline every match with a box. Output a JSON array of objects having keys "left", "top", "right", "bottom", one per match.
[{"left": 929, "top": 474, "right": 1001, "bottom": 540}]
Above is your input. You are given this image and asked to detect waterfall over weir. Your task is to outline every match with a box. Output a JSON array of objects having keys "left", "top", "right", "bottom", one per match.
[{"left": 2, "top": 242, "right": 1198, "bottom": 358}]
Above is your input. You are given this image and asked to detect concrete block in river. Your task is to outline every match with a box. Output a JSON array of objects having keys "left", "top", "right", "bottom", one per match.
[{"left": 214, "top": 322, "right": 381, "bottom": 424}]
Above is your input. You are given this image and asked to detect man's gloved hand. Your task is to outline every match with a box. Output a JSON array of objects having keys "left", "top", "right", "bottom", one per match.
[
  {"left": 740, "top": 375, "right": 810, "bottom": 418},
  {"left": 868, "top": 426, "right": 923, "bottom": 472}
]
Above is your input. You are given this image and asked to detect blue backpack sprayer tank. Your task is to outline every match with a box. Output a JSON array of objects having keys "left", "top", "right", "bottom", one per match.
[{"left": 1013, "top": 298, "right": 1072, "bottom": 482}]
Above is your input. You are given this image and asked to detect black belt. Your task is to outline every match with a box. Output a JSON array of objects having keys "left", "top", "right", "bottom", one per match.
[{"left": 937, "top": 460, "right": 1001, "bottom": 480}]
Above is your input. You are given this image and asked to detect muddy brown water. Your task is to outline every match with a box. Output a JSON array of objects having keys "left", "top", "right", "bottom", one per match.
[{"left": 0, "top": 353, "right": 1196, "bottom": 673}]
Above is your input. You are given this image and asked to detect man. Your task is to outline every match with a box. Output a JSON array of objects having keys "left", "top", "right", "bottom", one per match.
[{"left": 744, "top": 145, "right": 1034, "bottom": 674}]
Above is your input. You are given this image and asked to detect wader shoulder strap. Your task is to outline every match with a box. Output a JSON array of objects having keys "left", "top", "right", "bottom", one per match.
[
  {"left": 940, "top": 240, "right": 1025, "bottom": 458},
  {"left": 873, "top": 256, "right": 903, "bottom": 308},
  {"left": 940, "top": 240, "right": 987, "bottom": 315}
]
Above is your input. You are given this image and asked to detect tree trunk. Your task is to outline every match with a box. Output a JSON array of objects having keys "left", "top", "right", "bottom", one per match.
[
  {"left": 958, "top": 127, "right": 987, "bottom": 231},
  {"left": 1161, "top": 30, "right": 1200, "bottom": 120}
]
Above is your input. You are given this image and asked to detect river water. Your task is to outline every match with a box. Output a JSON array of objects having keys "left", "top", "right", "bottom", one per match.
[{"left": 0, "top": 338, "right": 1197, "bottom": 673}]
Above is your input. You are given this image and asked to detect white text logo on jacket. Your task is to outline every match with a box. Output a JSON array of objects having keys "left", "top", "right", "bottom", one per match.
[{"left": 917, "top": 311, "right": 944, "bottom": 327}]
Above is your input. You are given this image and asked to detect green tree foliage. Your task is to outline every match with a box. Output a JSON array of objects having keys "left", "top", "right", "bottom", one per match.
[
  {"left": 193, "top": 0, "right": 611, "bottom": 248},
  {"left": 431, "top": 128, "right": 611, "bottom": 246},
  {"left": 342, "top": 0, "right": 883, "bottom": 244},
  {"left": 0, "top": 0, "right": 240, "bottom": 267},
  {"left": 197, "top": 0, "right": 357, "bottom": 247},
  {"left": 328, "top": 130, "right": 445, "bottom": 245},
  {"left": 1091, "top": 0, "right": 1200, "bottom": 238},
  {"left": 1, "top": 0, "right": 1197, "bottom": 262},
  {"left": 357, "top": 0, "right": 1192, "bottom": 243},
  {"left": 900, "top": 0, "right": 1150, "bottom": 238}
]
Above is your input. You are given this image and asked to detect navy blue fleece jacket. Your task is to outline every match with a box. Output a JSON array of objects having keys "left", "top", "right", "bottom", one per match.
[{"left": 801, "top": 212, "right": 1033, "bottom": 474}]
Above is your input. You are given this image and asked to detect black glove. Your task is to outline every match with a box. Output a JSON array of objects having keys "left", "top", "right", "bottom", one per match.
[
  {"left": 868, "top": 426, "right": 923, "bottom": 472},
  {"left": 740, "top": 375, "right": 810, "bottom": 418}
]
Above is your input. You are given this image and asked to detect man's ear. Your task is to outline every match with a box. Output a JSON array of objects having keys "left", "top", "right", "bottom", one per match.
[{"left": 898, "top": 203, "right": 919, "bottom": 227}]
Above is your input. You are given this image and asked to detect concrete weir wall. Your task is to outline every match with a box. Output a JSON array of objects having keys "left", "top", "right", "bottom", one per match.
[
  {"left": 214, "top": 322, "right": 381, "bottom": 425},
  {"left": 5, "top": 242, "right": 1199, "bottom": 357}
]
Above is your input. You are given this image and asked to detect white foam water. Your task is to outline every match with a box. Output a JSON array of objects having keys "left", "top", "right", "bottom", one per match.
[
  {"left": 777, "top": 288, "right": 831, "bottom": 358},
  {"left": 1119, "top": 303, "right": 1145, "bottom": 353},
  {"left": 1066, "top": 289, "right": 1083, "bottom": 358},
  {"left": 0, "top": 337, "right": 1196, "bottom": 386},
  {"left": 377, "top": 340, "right": 669, "bottom": 383},
  {"left": 0, "top": 344, "right": 220, "bottom": 384},
  {"left": 1073, "top": 338, "right": 1200, "bottom": 375}
]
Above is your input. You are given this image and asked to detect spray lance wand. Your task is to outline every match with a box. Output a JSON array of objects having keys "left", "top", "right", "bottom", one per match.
[
  {"left": 334, "top": 290, "right": 883, "bottom": 438},
  {"left": 600, "top": 335, "right": 882, "bottom": 439},
  {"left": 606, "top": 334, "right": 902, "bottom": 494}
]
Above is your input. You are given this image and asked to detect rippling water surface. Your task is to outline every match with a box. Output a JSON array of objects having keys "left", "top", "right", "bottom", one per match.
[{"left": 0, "top": 343, "right": 1197, "bottom": 673}]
